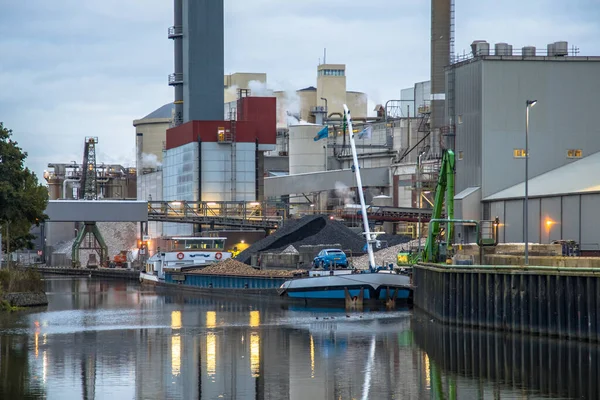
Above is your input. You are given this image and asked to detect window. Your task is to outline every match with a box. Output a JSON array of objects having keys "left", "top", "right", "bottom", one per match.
[
  {"left": 513, "top": 149, "right": 527, "bottom": 158},
  {"left": 457, "top": 115, "right": 463, "bottom": 124},
  {"left": 458, "top": 151, "right": 464, "bottom": 160},
  {"left": 567, "top": 149, "right": 583, "bottom": 158}
]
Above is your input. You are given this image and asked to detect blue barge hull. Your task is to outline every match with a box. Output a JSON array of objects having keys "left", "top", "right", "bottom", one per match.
[{"left": 164, "top": 271, "right": 287, "bottom": 292}]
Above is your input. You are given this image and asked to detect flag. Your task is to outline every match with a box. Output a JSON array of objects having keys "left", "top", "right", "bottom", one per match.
[
  {"left": 358, "top": 125, "right": 372, "bottom": 140},
  {"left": 313, "top": 125, "right": 328, "bottom": 141}
]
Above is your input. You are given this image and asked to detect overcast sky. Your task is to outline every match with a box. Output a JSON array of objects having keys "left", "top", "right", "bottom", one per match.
[{"left": 1, "top": 0, "right": 598, "bottom": 182}]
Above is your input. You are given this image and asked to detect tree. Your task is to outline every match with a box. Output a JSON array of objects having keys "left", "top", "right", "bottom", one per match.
[{"left": 0, "top": 122, "right": 48, "bottom": 252}]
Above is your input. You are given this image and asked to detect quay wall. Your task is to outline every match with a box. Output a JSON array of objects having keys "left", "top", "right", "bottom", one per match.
[
  {"left": 413, "top": 263, "right": 600, "bottom": 341},
  {"left": 30, "top": 266, "right": 140, "bottom": 280}
]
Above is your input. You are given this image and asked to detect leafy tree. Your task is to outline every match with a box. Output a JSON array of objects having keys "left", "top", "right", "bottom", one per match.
[{"left": 0, "top": 122, "right": 48, "bottom": 252}]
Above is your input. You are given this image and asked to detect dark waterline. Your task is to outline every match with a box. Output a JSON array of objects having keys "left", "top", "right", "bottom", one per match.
[{"left": 0, "top": 276, "right": 596, "bottom": 399}]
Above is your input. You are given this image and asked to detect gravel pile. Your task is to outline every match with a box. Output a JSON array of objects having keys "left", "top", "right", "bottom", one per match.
[
  {"left": 186, "top": 259, "right": 304, "bottom": 278},
  {"left": 281, "top": 245, "right": 299, "bottom": 254},
  {"left": 351, "top": 238, "right": 425, "bottom": 269},
  {"left": 50, "top": 222, "right": 138, "bottom": 264}
]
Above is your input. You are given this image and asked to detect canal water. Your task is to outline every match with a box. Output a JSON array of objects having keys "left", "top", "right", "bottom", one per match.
[{"left": 0, "top": 276, "right": 598, "bottom": 399}]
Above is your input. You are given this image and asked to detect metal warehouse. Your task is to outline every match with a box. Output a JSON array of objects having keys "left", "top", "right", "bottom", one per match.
[{"left": 450, "top": 41, "right": 600, "bottom": 252}]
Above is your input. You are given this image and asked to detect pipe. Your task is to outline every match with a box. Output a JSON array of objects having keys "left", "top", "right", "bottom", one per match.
[
  {"left": 136, "top": 133, "right": 143, "bottom": 180},
  {"left": 63, "top": 178, "right": 80, "bottom": 199},
  {"left": 417, "top": 263, "right": 600, "bottom": 274}
]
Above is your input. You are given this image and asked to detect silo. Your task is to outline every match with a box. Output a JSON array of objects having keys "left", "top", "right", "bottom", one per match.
[
  {"left": 288, "top": 124, "right": 326, "bottom": 175},
  {"left": 346, "top": 91, "right": 368, "bottom": 119},
  {"left": 296, "top": 87, "right": 317, "bottom": 122}
]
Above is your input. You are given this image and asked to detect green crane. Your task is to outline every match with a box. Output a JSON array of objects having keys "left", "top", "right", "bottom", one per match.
[
  {"left": 422, "top": 149, "right": 455, "bottom": 263},
  {"left": 397, "top": 149, "right": 456, "bottom": 265}
]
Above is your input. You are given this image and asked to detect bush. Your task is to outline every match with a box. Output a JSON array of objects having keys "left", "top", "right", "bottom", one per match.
[{"left": 0, "top": 268, "right": 44, "bottom": 293}]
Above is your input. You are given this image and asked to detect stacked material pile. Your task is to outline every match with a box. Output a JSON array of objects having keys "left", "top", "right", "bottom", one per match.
[
  {"left": 352, "top": 238, "right": 424, "bottom": 269},
  {"left": 51, "top": 222, "right": 138, "bottom": 265},
  {"left": 186, "top": 259, "right": 304, "bottom": 278},
  {"left": 236, "top": 215, "right": 411, "bottom": 264}
]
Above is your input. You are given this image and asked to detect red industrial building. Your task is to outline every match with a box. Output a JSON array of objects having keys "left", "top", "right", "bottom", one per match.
[{"left": 162, "top": 96, "right": 277, "bottom": 207}]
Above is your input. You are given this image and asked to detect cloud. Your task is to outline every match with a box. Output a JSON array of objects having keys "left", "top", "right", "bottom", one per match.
[{"left": 0, "top": 0, "right": 598, "bottom": 182}]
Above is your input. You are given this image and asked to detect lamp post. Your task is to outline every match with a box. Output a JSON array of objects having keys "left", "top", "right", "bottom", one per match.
[{"left": 524, "top": 99, "right": 537, "bottom": 265}]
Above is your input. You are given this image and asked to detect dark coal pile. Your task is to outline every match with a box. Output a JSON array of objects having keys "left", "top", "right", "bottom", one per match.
[
  {"left": 235, "top": 214, "right": 413, "bottom": 264},
  {"left": 236, "top": 215, "right": 363, "bottom": 264}
]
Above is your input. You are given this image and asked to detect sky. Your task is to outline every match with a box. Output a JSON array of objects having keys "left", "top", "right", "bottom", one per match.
[{"left": 0, "top": 0, "right": 598, "bottom": 182}]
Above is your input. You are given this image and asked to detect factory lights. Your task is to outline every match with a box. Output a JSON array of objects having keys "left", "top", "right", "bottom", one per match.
[{"left": 524, "top": 99, "right": 538, "bottom": 266}]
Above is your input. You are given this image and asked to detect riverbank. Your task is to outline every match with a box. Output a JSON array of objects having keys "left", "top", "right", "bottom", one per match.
[
  {"left": 28, "top": 265, "right": 140, "bottom": 280},
  {"left": 0, "top": 268, "right": 48, "bottom": 310}
]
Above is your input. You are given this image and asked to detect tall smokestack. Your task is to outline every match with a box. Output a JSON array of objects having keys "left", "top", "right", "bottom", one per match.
[
  {"left": 182, "top": 0, "right": 224, "bottom": 121},
  {"left": 430, "top": 0, "right": 451, "bottom": 155},
  {"left": 169, "top": 0, "right": 184, "bottom": 126}
]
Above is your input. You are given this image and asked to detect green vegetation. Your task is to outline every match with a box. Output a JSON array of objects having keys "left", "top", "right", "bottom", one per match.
[
  {"left": 0, "top": 268, "right": 44, "bottom": 312},
  {"left": 0, "top": 268, "right": 44, "bottom": 293},
  {"left": 0, "top": 122, "right": 49, "bottom": 252}
]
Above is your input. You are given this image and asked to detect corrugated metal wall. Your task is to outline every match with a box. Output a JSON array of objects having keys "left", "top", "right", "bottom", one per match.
[
  {"left": 453, "top": 61, "right": 483, "bottom": 195},
  {"left": 489, "top": 193, "right": 600, "bottom": 251},
  {"left": 481, "top": 60, "right": 600, "bottom": 198}
]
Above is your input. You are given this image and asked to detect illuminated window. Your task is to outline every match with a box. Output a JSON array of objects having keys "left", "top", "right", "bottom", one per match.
[
  {"left": 457, "top": 115, "right": 463, "bottom": 124},
  {"left": 567, "top": 149, "right": 582, "bottom": 158},
  {"left": 458, "top": 151, "right": 464, "bottom": 160},
  {"left": 513, "top": 149, "right": 527, "bottom": 158}
]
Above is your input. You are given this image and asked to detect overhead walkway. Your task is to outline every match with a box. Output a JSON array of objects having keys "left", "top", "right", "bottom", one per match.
[{"left": 147, "top": 201, "right": 283, "bottom": 229}]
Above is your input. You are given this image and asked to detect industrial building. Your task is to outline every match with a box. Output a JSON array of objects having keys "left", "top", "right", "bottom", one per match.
[
  {"left": 448, "top": 41, "right": 600, "bottom": 252},
  {"left": 45, "top": 161, "right": 137, "bottom": 201}
]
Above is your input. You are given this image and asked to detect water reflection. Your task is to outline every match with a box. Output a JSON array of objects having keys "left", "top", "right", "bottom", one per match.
[
  {"left": 0, "top": 276, "right": 596, "bottom": 399},
  {"left": 413, "top": 310, "right": 600, "bottom": 399}
]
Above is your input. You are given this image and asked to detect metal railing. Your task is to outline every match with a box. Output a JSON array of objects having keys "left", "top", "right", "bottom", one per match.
[
  {"left": 168, "top": 73, "right": 183, "bottom": 85},
  {"left": 167, "top": 25, "right": 183, "bottom": 38},
  {"left": 452, "top": 45, "right": 581, "bottom": 65},
  {"left": 147, "top": 200, "right": 285, "bottom": 229}
]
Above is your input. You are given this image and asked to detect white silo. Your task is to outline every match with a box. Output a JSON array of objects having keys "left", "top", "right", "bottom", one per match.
[{"left": 288, "top": 124, "right": 327, "bottom": 175}]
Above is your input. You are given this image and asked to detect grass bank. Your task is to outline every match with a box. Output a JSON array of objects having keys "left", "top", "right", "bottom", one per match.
[{"left": 0, "top": 268, "right": 45, "bottom": 311}]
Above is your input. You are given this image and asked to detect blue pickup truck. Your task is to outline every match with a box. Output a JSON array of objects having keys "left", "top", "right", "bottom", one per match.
[{"left": 313, "top": 249, "right": 348, "bottom": 268}]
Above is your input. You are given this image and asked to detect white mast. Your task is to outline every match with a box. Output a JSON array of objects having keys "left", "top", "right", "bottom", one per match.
[{"left": 343, "top": 104, "right": 376, "bottom": 269}]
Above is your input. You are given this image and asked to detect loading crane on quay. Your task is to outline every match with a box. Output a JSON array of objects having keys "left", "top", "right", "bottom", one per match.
[
  {"left": 397, "top": 149, "right": 499, "bottom": 266},
  {"left": 71, "top": 137, "right": 109, "bottom": 268}
]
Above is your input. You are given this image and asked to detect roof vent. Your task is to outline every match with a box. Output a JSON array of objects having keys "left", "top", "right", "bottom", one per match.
[
  {"left": 471, "top": 40, "right": 490, "bottom": 56},
  {"left": 522, "top": 46, "right": 536, "bottom": 57},
  {"left": 554, "top": 41, "right": 568, "bottom": 56},
  {"left": 495, "top": 42, "right": 513, "bottom": 56}
]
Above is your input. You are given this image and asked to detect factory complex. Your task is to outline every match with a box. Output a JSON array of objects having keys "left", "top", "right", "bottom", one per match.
[{"left": 37, "top": 0, "right": 600, "bottom": 267}]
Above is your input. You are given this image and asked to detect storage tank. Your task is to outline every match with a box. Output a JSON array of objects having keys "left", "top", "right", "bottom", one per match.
[
  {"left": 554, "top": 41, "right": 568, "bottom": 56},
  {"left": 547, "top": 43, "right": 556, "bottom": 56},
  {"left": 346, "top": 91, "right": 368, "bottom": 120},
  {"left": 288, "top": 124, "right": 326, "bottom": 175},
  {"left": 495, "top": 42, "right": 513, "bottom": 56},
  {"left": 522, "top": 46, "right": 536, "bottom": 56},
  {"left": 297, "top": 87, "right": 317, "bottom": 122}
]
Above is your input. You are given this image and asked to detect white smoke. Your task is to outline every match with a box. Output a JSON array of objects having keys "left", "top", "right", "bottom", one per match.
[
  {"left": 225, "top": 84, "right": 239, "bottom": 101},
  {"left": 335, "top": 181, "right": 355, "bottom": 205},
  {"left": 142, "top": 152, "right": 162, "bottom": 168},
  {"left": 248, "top": 80, "right": 274, "bottom": 97}
]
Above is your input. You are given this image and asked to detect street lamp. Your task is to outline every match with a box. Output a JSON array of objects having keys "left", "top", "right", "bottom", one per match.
[
  {"left": 320, "top": 97, "right": 328, "bottom": 117},
  {"left": 524, "top": 99, "right": 537, "bottom": 265}
]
